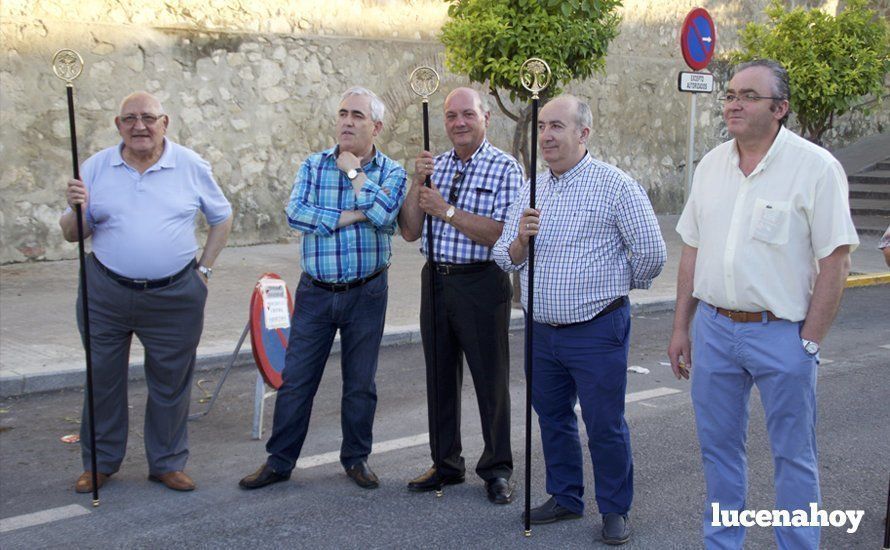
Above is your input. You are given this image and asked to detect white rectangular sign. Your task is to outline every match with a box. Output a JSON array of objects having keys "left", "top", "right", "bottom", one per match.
[
  {"left": 678, "top": 71, "right": 714, "bottom": 93},
  {"left": 258, "top": 278, "right": 291, "bottom": 330}
]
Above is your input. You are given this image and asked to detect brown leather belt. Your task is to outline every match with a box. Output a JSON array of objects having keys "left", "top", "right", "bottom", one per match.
[{"left": 714, "top": 306, "right": 780, "bottom": 323}]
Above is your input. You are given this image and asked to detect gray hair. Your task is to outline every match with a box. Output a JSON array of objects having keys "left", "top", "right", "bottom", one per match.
[
  {"left": 118, "top": 91, "right": 164, "bottom": 115},
  {"left": 733, "top": 59, "right": 791, "bottom": 125},
  {"left": 555, "top": 94, "right": 592, "bottom": 131},
  {"left": 340, "top": 86, "right": 385, "bottom": 122}
]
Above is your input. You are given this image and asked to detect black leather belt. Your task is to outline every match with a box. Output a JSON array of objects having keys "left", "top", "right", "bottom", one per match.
[
  {"left": 547, "top": 296, "right": 627, "bottom": 328},
  {"left": 94, "top": 256, "right": 196, "bottom": 290},
  {"left": 309, "top": 267, "right": 386, "bottom": 292},
  {"left": 433, "top": 261, "right": 494, "bottom": 276}
]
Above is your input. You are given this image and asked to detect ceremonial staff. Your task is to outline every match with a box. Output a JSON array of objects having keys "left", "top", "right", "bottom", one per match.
[
  {"left": 519, "top": 57, "right": 551, "bottom": 536},
  {"left": 409, "top": 66, "right": 446, "bottom": 497},
  {"left": 52, "top": 49, "right": 100, "bottom": 507}
]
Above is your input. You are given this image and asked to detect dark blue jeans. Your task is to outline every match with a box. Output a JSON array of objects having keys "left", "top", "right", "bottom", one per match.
[
  {"left": 266, "top": 270, "right": 388, "bottom": 473},
  {"left": 531, "top": 302, "right": 633, "bottom": 516}
]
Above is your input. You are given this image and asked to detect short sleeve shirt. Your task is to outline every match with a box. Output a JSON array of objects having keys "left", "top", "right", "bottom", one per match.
[
  {"left": 676, "top": 126, "right": 859, "bottom": 321},
  {"left": 75, "top": 138, "right": 232, "bottom": 279}
]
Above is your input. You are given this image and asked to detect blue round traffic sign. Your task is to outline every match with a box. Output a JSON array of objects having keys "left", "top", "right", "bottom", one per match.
[{"left": 681, "top": 8, "right": 716, "bottom": 71}]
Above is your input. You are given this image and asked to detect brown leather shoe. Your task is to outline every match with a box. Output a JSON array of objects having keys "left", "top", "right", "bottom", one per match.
[
  {"left": 148, "top": 471, "right": 195, "bottom": 491},
  {"left": 75, "top": 471, "right": 109, "bottom": 493}
]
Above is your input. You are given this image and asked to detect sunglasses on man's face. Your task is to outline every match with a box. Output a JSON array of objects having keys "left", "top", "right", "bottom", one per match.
[{"left": 448, "top": 171, "right": 465, "bottom": 204}]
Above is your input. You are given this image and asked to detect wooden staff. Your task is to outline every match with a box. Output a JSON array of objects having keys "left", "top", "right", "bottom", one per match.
[
  {"left": 52, "top": 49, "right": 100, "bottom": 507},
  {"left": 409, "top": 66, "right": 445, "bottom": 497},
  {"left": 519, "top": 57, "right": 551, "bottom": 536}
]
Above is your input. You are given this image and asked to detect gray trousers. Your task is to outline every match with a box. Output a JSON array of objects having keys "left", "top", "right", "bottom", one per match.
[{"left": 77, "top": 254, "right": 207, "bottom": 475}]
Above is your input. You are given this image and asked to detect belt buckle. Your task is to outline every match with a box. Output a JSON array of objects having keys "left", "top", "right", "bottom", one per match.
[
  {"left": 331, "top": 282, "right": 348, "bottom": 292},
  {"left": 133, "top": 279, "right": 149, "bottom": 290},
  {"left": 438, "top": 264, "right": 452, "bottom": 275},
  {"left": 726, "top": 310, "right": 734, "bottom": 321}
]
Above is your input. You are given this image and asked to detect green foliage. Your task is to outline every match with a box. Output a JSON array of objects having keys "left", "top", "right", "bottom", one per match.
[
  {"left": 728, "top": 0, "right": 889, "bottom": 143},
  {"left": 440, "top": 0, "right": 622, "bottom": 105}
]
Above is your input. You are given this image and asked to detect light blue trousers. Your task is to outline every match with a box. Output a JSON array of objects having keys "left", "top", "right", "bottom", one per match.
[{"left": 692, "top": 302, "right": 820, "bottom": 550}]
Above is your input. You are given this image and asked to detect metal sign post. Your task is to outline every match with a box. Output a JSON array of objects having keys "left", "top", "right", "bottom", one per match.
[{"left": 679, "top": 8, "right": 717, "bottom": 198}]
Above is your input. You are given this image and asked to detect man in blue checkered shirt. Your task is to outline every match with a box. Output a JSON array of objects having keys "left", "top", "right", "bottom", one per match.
[
  {"left": 493, "top": 95, "right": 666, "bottom": 545},
  {"left": 239, "top": 87, "right": 406, "bottom": 492},
  {"left": 399, "top": 88, "right": 522, "bottom": 505}
]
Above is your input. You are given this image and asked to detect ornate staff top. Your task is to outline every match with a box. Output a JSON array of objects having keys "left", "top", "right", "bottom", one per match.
[
  {"left": 52, "top": 49, "right": 84, "bottom": 85},
  {"left": 409, "top": 66, "right": 440, "bottom": 102},
  {"left": 520, "top": 57, "right": 552, "bottom": 99}
]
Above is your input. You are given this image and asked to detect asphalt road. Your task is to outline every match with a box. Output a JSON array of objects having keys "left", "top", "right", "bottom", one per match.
[{"left": 1, "top": 285, "right": 888, "bottom": 549}]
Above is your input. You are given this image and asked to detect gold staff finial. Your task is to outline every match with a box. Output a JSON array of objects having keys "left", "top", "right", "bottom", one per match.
[
  {"left": 409, "top": 66, "right": 441, "bottom": 103},
  {"left": 52, "top": 49, "right": 85, "bottom": 86},
  {"left": 520, "top": 57, "right": 552, "bottom": 100}
]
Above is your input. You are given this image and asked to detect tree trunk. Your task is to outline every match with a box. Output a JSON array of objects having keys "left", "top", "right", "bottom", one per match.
[{"left": 511, "top": 105, "right": 532, "bottom": 173}]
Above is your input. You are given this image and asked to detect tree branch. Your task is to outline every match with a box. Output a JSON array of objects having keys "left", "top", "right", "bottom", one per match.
[{"left": 490, "top": 87, "right": 519, "bottom": 122}]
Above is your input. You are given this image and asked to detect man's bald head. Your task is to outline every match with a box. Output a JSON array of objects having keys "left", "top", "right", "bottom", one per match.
[
  {"left": 443, "top": 87, "right": 490, "bottom": 160},
  {"left": 119, "top": 91, "right": 164, "bottom": 117}
]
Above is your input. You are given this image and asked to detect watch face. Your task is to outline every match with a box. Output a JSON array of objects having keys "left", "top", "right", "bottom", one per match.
[
  {"left": 347, "top": 169, "right": 358, "bottom": 179},
  {"left": 803, "top": 341, "right": 819, "bottom": 355}
]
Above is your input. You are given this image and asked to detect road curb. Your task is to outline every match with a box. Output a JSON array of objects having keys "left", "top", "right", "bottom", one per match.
[
  {"left": 845, "top": 272, "right": 890, "bottom": 287},
  {"left": 1, "top": 298, "right": 679, "bottom": 398}
]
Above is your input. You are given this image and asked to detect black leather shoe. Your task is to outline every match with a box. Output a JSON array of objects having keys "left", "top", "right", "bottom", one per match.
[
  {"left": 345, "top": 461, "right": 379, "bottom": 489},
  {"left": 523, "top": 496, "right": 582, "bottom": 524},
  {"left": 407, "top": 466, "right": 465, "bottom": 492},
  {"left": 601, "top": 513, "right": 631, "bottom": 545},
  {"left": 485, "top": 477, "right": 513, "bottom": 504},
  {"left": 239, "top": 463, "right": 290, "bottom": 490}
]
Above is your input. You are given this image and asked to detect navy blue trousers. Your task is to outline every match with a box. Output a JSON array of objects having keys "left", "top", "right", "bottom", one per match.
[
  {"left": 266, "top": 270, "right": 387, "bottom": 473},
  {"left": 531, "top": 301, "right": 633, "bottom": 515}
]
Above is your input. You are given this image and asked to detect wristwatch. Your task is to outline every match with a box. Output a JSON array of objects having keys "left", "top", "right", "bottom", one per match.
[
  {"left": 346, "top": 167, "right": 364, "bottom": 180},
  {"left": 445, "top": 205, "right": 456, "bottom": 223},
  {"left": 801, "top": 338, "right": 819, "bottom": 356},
  {"left": 197, "top": 264, "right": 212, "bottom": 280}
]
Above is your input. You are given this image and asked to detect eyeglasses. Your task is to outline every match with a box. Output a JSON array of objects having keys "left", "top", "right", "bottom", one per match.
[
  {"left": 448, "top": 171, "right": 465, "bottom": 204},
  {"left": 119, "top": 113, "right": 165, "bottom": 126},
  {"left": 718, "top": 93, "right": 785, "bottom": 104}
]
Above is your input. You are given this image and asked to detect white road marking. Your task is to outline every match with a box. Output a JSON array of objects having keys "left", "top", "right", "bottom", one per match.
[
  {"left": 0, "top": 504, "right": 90, "bottom": 533},
  {"left": 880, "top": 345, "right": 890, "bottom": 350},
  {"left": 298, "top": 388, "right": 685, "bottom": 468},
  {"left": 297, "top": 433, "right": 429, "bottom": 469},
  {"left": 570, "top": 387, "right": 681, "bottom": 412}
]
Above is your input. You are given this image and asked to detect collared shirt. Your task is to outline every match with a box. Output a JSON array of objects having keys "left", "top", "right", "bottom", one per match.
[
  {"left": 420, "top": 140, "right": 522, "bottom": 263},
  {"left": 676, "top": 126, "right": 859, "bottom": 322},
  {"left": 73, "top": 138, "right": 232, "bottom": 279},
  {"left": 285, "top": 146, "right": 407, "bottom": 283},
  {"left": 493, "top": 153, "right": 666, "bottom": 324}
]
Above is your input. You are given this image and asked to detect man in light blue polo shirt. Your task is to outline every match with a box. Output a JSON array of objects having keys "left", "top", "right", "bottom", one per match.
[{"left": 61, "top": 91, "right": 232, "bottom": 494}]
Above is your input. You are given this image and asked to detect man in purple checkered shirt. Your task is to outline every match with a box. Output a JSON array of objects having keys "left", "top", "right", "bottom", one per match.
[
  {"left": 493, "top": 95, "right": 665, "bottom": 545},
  {"left": 399, "top": 88, "right": 522, "bottom": 505}
]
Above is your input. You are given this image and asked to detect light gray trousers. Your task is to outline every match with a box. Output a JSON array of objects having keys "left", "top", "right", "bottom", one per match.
[{"left": 77, "top": 253, "right": 207, "bottom": 475}]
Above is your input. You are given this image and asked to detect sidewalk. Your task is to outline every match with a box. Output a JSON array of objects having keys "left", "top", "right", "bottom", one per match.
[{"left": 1, "top": 215, "right": 887, "bottom": 397}]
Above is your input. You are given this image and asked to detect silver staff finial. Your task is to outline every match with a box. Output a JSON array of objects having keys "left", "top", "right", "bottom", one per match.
[
  {"left": 520, "top": 58, "right": 552, "bottom": 99},
  {"left": 409, "top": 66, "right": 441, "bottom": 101},
  {"left": 52, "top": 49, "right": 85, "bottom": 85}
]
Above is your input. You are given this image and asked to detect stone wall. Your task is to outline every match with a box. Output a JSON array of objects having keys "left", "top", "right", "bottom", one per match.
[{"left": 2, "top": 0, "right": 887, "bottom": 263}]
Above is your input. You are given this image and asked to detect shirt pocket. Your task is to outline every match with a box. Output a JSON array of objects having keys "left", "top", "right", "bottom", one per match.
[
  {"left": 462, "top": 186, "right": 495, "bottom": 216},
  {"left": 749, "top": 198, "right": 791, "bottom": 245}
]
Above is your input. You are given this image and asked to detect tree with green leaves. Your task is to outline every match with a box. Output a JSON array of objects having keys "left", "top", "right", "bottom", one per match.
[
  {"left": 440, "top": 0, "right": 622, "bottom": 169},
  {"left": 728, "top": 0, "right": 889, "bottom": 144}
]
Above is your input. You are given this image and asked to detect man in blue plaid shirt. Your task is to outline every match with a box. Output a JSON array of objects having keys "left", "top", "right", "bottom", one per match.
[
  {"left": 493, "top": 95, "right": 666, "bottom": 545},
  {"left": 399, "top": 88, "right": 522, "bottom": 505},
  {"left": 240, "top": 86, "right": 406, "bottom": 492}
]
